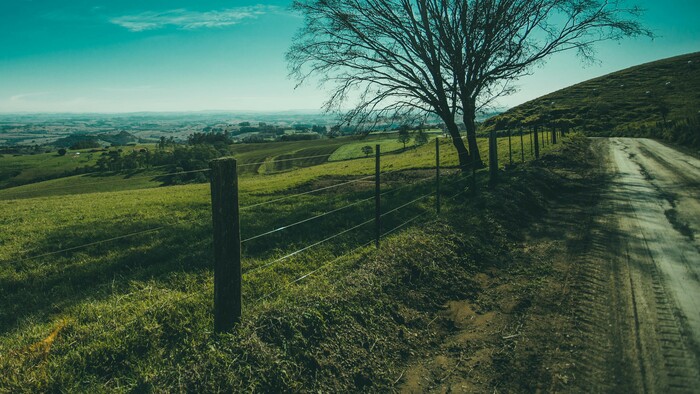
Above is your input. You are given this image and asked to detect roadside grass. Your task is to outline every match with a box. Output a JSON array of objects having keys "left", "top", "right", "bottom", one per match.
[{"left": 0, "top": 132, "right": 576, "bottom": 391}]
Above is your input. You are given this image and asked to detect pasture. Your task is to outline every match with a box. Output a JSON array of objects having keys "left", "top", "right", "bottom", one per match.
[{"left": 0, "top": 131, "right": 559, "bottom": 391}]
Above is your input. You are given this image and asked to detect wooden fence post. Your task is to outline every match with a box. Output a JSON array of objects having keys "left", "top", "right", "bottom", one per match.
[
  {"left": 471, "top": 136, "right": 477, "bottom": 193},
  {"left": 534, "top": 127, "right": 540, "bottom": 159},
  {"left": 375, "top": 145, "right": 381, "bottom": 248},
  {"left": 542, "top": 128, "right": 547, "bottom": 148},
  {"left": 435, "top": 137, "right": 440, "bottom": 215},
  {"left": 529, "top": 128, "right": 534, "bottom": 156},
  {"left": 489, "top": 130, "right": 498, "bottom": 185},
  {"left": 520, "top": 129, "right": 525, "bottom": 163},
  {"left": 508, "top": 129, "right": 513, "bottom": 166},
  {"left": 209, "top": 158, "right": 241, "bottom": 332},
  {"left": 552, "top": 127, "right": 558, "bottom": 144}
]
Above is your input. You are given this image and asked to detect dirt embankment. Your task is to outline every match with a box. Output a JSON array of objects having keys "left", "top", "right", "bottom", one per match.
[{"left": 397, "top": 137, "right": 604, "bottom": 392}]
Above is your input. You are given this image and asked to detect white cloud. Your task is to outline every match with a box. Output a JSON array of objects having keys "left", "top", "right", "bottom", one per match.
[
  {"left": 110, "top": 6, "right": 276, "bottom": 32},
  {"left": 10, "top": 92, "right": 51, "bottom": 102}
]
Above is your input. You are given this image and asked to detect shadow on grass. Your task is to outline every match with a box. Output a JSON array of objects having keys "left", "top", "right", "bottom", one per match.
[
  {"left": 0, "top": 171, "right": 449, "bottom": 336},
  {"left": 0, "top": 220, "right": 213, "bottom": 335}
]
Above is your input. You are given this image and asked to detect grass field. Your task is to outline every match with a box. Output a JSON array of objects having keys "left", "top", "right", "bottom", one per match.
[
  {"left": 0, "top": 132, "right": 562, "bottom": 391},
  {"left": 328, "top": 130, "right": 441, "bottom": 161},
  {"left": 0, "top": 130, "right": 546, "bottom": 200},
  {"left": 0, "top": 150, "right": 100, "bottom": 189}
]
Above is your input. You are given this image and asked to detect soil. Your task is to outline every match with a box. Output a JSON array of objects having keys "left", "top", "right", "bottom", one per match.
[{"left": 396, "top": 137, "right": 700, "bottom": 393}]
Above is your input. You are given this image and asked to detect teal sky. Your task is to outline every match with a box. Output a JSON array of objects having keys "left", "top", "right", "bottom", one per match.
[{"left": 1, "top": 0, "right": 698, "bottom": 114}]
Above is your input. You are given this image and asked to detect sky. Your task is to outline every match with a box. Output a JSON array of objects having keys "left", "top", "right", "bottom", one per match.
[{"left": 0, "top": 0, "right": 698, "bottom": 114}]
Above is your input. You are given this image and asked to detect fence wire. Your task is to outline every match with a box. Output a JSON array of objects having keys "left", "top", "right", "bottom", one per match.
[
  {"left": 237, "top": 153, "right": 334, "bottom": 168},
  {"left": 256, "top": 239, "right": 376, "bottom": 302},
  {"left": 380, "top": 192, "right": 435, "bottom": 218},
  {"left": 0, "top": 168, "right": 212, "bottom": 199},
  {"left": 3, "top": 226, "right": 167, "bottom": 265},
  {"left": 240, "top": 175, "right": 375, "bottom": 210},
  {"left": 241, "top": 194, "right": 374, "bottom": 243},
  {"left": 244, "top": 217, "right": 375, "bottom": 275}
]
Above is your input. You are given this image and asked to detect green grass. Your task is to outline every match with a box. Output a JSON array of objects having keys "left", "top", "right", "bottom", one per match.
[
  {"left": 0, "top": 131, "right": 555, "bottom": 201},
  {"left": 482, "top": 52, "right": 700, "bottom": 144},
  {"left": 0, "top": 132, "right": 567, "bottom": 391},
  {"left": 328, "top": 130, "right": 440, "bottom": 161},
  {"left": 0, "top": 150, "right": 101, "bottom": 189}
]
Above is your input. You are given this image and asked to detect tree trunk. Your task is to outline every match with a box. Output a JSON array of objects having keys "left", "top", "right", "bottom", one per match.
[
  {"left": 443, "top": 117, "right": 471, "bottom": 170},
  {"left": 462, "top": 109, "right": 483, "bottom": 169}
]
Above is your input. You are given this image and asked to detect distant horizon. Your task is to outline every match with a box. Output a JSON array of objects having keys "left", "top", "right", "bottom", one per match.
[{"left": 2, "top": 1, "right": 699, "bottom": 114}]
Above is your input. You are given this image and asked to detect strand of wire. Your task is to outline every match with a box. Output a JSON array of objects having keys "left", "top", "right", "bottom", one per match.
[
  {"left": 380, "top": 174, "right": 437, "bottom": 198},
  {"left": 240, "top": 175, "right": 376, "bottom": 210},
  {"left": 244, "top": 217, "right": 375, "bottom": 275},
  {"left": 1, "top": 168, "right": 212, "bottom": 198},
  {"left": 4, "top": 226, "right": 168, "bottom": 265},
  {"left": 381, "top": 210, "right": 433, "bottom": 239},
  {"left": 98, "top": 169, "right": 472, "bottom": 335},
  {"left": 241, "top": 194, "right": 375, "bottom": 243},
  {"left": 237, "top": 153, "right": 334, "bottom": 168},
  {"left": 380, "top": 192, "right": 435, "bottom": 218},
  {"left": 256, "top": 238, "right": 375, "bottom": 302}
]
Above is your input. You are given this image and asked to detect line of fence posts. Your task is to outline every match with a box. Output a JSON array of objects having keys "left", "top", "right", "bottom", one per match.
[{"left": 209, "top": 136, "right": 456, "bottom": 332}]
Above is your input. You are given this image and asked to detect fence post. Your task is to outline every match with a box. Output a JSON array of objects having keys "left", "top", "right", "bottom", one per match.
[
  {"left": 520, "top": 129, "right": 525, "bottom": 163},
  {"left": 534, "top": 127, "right": 540, "bottom": 159},
  {"left": 209, "top": 158, "right": 241, "bottom": 332},
  {"left": 552, "top": 127, "right": 558, "bottom": 144},
  {"left": 542, "top": 128, "right": 547, "bottom": 148},
  {"left": 375, "top": 145, "right": 381, "bottom": 248},
  {"left": 489, "top": 130, "right": 498, "bottom": 185},
  {"left": 508, "top": 129, "right": 513, "bottom": 166},
  {"left": 435, "top": 137, "right": 440, "bottom": 215},
  {"left": 529, "top": 128, "right": 534, "bottom": 156}
]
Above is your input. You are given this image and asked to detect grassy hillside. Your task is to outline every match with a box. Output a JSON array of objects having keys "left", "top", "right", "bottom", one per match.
[
  {"left": 482, "top": 52, "right": 700, "bottom": 147},
  {"left": 0, "top": 130, "right": 542, "bottom": 200},
  {"left": 0, "top": 131, "right": 564, "bottom": 391},
  {"left": 0, "top": 150, "right": 101, "bottom": 189},
  {"left": 0, "top": 133, "right": 419, "bottom": 192}
]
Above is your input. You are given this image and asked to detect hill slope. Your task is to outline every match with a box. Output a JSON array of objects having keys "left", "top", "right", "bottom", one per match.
[{"left": 482, "top": 52, "right": 700, "bottom": 147}]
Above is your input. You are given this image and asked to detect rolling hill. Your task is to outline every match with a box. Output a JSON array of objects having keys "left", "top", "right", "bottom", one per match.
[{"left": 482, "top": 52, "right": 700, "bottom": 148}]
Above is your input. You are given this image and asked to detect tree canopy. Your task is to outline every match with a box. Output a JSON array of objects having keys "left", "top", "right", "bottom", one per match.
[{"left": 288, "top": 0, "right": 650, "bottom": 169}]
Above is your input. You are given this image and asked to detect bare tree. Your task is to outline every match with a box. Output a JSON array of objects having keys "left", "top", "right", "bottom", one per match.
[
  {"left": 288, "top": 0, "right": 649, "bottom": 168},
  {"left": 287, "top": 0, "right": 472, "bottom": 168},
  {"left": 439, "top": 0, "right": 651, "bottom": 165}
]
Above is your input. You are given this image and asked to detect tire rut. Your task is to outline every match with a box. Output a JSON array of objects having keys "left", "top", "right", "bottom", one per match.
[{"left": 572, "top": 139, "right": 700, "bottom": 393}]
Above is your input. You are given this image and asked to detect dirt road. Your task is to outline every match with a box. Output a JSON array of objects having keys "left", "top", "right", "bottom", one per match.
[{"left": 578, "top": 138, "right": 700, "bottom": 392}]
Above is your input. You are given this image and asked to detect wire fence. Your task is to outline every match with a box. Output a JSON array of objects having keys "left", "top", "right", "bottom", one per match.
[{"left": 1, "top": 139, "right": 486, "bottom": 348}]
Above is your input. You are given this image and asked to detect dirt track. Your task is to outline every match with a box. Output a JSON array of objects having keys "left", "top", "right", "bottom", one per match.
[{"left": 577, "top": 138, "right": 700, "bottom": 392}]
